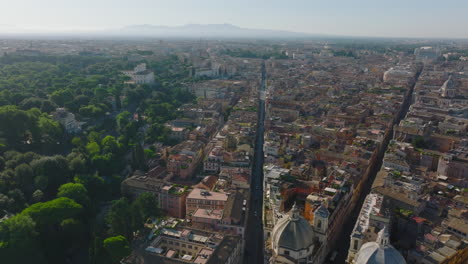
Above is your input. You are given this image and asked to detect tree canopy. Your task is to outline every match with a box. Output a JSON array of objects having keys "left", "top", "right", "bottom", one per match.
[
  {"left": 57, "top": 183, "right": 90, "bottom": 207},
  {"left": 21, "top": 197, "right": 83, "bottom": 226},
  {"left": 103, "top": 235, "right": 131, "bottom": 263},
  {"left": 0, "top": 53, "right": 194, "bottom": 264},
  {"left": 0, "top": 214, "right": 46, "bottom": 263}
]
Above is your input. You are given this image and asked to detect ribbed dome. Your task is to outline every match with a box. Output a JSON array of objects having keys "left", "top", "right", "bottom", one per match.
[
  {"left": 355, "top": 227, "right": 406, "bottom": 264},
  {"left": 272, "top": 204, "right": 315, "bottom": 252}
]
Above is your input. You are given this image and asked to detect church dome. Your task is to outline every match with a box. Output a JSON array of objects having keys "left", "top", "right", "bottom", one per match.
[
  {"left": 354, "top": 227, "right": 406, "bottom": 264},
  {"left": 272, "top": 204, "right": 315, "bottom": 252}
]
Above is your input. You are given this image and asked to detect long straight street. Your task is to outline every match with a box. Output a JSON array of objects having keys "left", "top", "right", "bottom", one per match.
[
  {"left": 244, "top": 62, "right": 267, "bottom": 264},
  {"left": 332, "top": 67, "right": 423, "bottom": 263}
]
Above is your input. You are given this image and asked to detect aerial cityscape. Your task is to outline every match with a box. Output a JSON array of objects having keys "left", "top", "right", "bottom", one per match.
[{"left": 0, "top": 1, "right": 467, "bottom": 264}]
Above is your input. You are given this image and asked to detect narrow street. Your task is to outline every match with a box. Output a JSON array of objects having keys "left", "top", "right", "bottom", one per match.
[
  {"left": 244, "top": 62, "right": 266, "bottom": 264},
  {"left": 332, "top": 67, "right": 423, "bottom": 263}
]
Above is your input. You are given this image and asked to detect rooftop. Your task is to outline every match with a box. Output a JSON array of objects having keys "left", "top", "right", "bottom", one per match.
[
  {"left": 187, "top": 188, "right": 229, "bottom": 201},
  {"left": 193, "top": 209, "right": 223, "bottom": 220},
  {"left": 351, "top": 193, "right": 385, "bottom": 237}
]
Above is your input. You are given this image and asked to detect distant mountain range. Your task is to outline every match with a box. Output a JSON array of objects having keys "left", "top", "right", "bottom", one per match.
[
  {"left": 114, "top": 23, "right": 321, "bottom": 38},
  {"left": 1, "top": 24, "right": 463, "bottom": 40},
  {"left": 0, "top": 23, "right": 329, "bottom": 39}
]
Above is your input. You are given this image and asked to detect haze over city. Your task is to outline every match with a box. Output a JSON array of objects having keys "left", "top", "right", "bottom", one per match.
[
  {"left": 0, "top": 2, "right": 468, "bottom": 264},
  {"left": 1, "top": 0, "right": 468, "bottom": 38}
]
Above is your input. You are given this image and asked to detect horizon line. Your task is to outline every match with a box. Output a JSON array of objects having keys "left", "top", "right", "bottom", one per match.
[{"left": 0, "top": 23, "right": 467, "bottom": 40}]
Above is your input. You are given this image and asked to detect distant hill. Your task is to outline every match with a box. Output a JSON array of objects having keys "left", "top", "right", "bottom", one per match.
[
  {"left": 0, "top": 23, "right": 330, "bottom": 39},
  {"left": 116, "top": 23, "right": 321, "bottom": 38}
]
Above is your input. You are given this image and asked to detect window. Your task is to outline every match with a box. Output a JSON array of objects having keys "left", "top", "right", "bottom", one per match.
[
  {"left": 354, "top": 240, "right": 359, "bottom": 250},
  {"left": 284, "top": 250, "right": 290, "bottom": 256},
  {"left": 317, "top": 220, "right": 322, "bottom": 229}
]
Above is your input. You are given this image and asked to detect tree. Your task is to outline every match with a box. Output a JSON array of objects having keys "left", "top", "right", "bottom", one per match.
[
  {"left": 50, "top": 89, "right": 73, "bottom": 106},
  {"left": 106, "top": 198, "right": 132, "bottom": 238},
  {"left": 31, "top": 189, "right": 44, "bottom": 203},
  {"left": 115, "top": 94, "right": 122, "bottom": 109},
  {"left": 31, "top": 155, "right": 70, "bottom": 196},
  {"left": 145, "top": 123, "right": 169, "bottom": 143},
  {"left": 0, "top": 105, "right": 35, "bottom": 145},
  {"left": 19, "top": 97, "right": 44, "bottom": 110},
  {"left": 15, "top": 151, "right": 41, "bottom": 164},
  {"left": 0, "top": 156, "right": 5, "bottom": 170},
  {"left": 132, "top": 144, "right": 146, "bottom": 170},
  {"left": 37, "top": 115, "right": 62, "bottom": 142},
  {"left": 74, "top": 173, "right": 106, "bottom": 201},
  {"left": 144, "top": 149, "right": 156, "bottom": 159},
  {"left": 103, "top": 235, "right": 131, "bottom": 263},
  {"left": 5, "top": 159, "right": 18, "bottom": 170},
  {"left": 0, "top": 169, "right": 15, "bottom": 194},
  {"left": 60, "top": 218, "right": 85, "bottom": 245},
  {"left": 0, "top": 193, "right": 10, "bottom": 214},
  {"left": 71, "top": 137, "right": 83, "bottom": 149},
  {"left": 3, "top": 151, "right": 20, "bottom": 161},
  {"left": 116, "top": 111, "right": 131, "bottom": 132},
  {"left": 19, "top": 197, "right": 82, "bottom": 264},
  {"left": 94, "top": 86, "right": 109, "bottom": 101},
  {"left": 131, "top": 193, "right": 159, "bottom": 229},
  {"left": 91, "top": 153, "right": 118, "bottom": 175},
  {"left": 101, "top": 136, "right": 120, "bottom": 154},
  {"left": 14, "top": 163, "right": 34, "bottom": 194},
  {"left": 69, "top": 156, "right": 87, "bottom": 174},
  {"left": 0, "top": 214, "right": 37, "bottom": 248},
  {"left": 90, "top": 235, "right": 107, "bottom": 264},
  {"left": 87, "top": 131, "right": 102, "bottom": 143},
  {"left": 86, "top": 142, "right": 101, "bottom": 156},
  {"left": 21, "top": 197, "right": 83, "bottom": 226},
  {"left": 146, "top": 102, "right": 176, "bottom": 122},
  {"left": 57, "top": 183, "right": 90, "bottom": 207},
  {"left": 34, "top": 175, "right": 48, "bottom": 192},
  {"left": 7, "top": 189, "right": 27, "bottom": 213},
  {"left": 79, "top": 104, "right": 105, "bottom": 118},
  {"left": 40, "top": 100, "right": 57, "bottom": 113},
  {"left": 120, "top": 121, "right": 139, "bottom": 146},
  {"left": 67, "top": 95, "right": 90, "bottom": 112},
  {"left": 0, "top": 214, "right": 46, "bottom": 264}
]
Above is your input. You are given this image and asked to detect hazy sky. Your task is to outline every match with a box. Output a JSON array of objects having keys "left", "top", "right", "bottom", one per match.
[{"left": 1, "top": 0, "right": 468, "bottom": 38}]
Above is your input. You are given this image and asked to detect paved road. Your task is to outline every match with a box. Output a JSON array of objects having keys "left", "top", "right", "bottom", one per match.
[{"left": 244, "top": 62, "right": 267, "bottom": 264}]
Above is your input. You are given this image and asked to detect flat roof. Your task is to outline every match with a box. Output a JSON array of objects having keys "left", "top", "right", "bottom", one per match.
[
  {"left": 188, "top": 188, "right": 228, "bottom": 201},
  {"left": 447, "top": 218, "right": 468, "bottom": 234},
  {"left": 193, "top": 209, "right": 223, "bottom": 220}
]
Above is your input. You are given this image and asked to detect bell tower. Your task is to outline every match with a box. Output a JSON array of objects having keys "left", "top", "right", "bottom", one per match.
[{"left": 313, "top": 204, "right": 329, "bottom": 242}]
